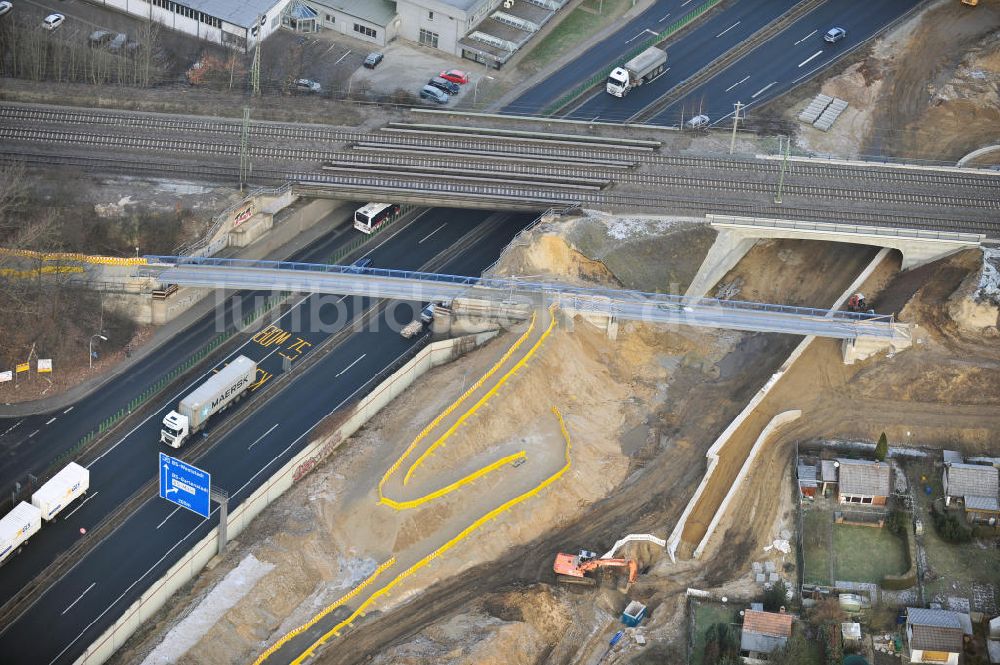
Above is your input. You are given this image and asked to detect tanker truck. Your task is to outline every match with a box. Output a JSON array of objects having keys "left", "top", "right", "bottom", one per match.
[
  {"left": 606, "top": 46, "right": 667, "bottom": 97},
  {"left": 160, "top": 355, "right": 257, "bottom": 448}
]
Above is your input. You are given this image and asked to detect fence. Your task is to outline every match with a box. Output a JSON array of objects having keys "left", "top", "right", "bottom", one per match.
[
  {"left": 75, "top": 331, "right": 498, "bottom": 665},
  {"left": 540, "top": 0, "right": 721, "bottom": 115}
]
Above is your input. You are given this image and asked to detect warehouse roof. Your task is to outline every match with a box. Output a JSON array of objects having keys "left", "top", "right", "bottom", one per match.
[
  {"left": 179, "top": 0, "right": 286, "bottom": 28},
  {"left": 306, "top": 0, "right": 398, "bottom": 25},
  {"left": 837, "top": 459, "right": 891, "bottom": 497}
]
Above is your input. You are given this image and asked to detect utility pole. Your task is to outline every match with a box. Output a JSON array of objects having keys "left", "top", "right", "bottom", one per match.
[
  {"left": 729, "top": 101, "right": 744, "bottom": 155},
  {"left": 774, "top": 135, "right": 790, "bottom": 204},
  {"left": 250, "top": 26, "right": 262, "bottom": 96},
  {"left": 239, "top": 107, "right": 251, "bottom": 192}
]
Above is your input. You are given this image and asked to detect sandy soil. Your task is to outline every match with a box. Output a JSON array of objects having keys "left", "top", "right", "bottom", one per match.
[{"left": 790, "top": 0, "right": 1000, "bottom": 162}]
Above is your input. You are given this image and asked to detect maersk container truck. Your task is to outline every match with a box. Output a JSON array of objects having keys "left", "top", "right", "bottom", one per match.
[
  {"left": 31, "top": 462, "right": 90, "bottom": 521},
  {"left": 0, "top": 502, "right": 42, "bottom": 565},
  {"left": 606, "top": 46, "right": 667, "bottom": 97},
  {"left": 161, "top": 355, "right": 257, "bottom": 448}
]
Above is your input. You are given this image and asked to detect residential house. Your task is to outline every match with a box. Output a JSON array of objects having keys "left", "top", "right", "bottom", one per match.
[
  {"left": 943, "top": 463, "right": 999, "bottom": 523},
  {"left": 740, "top": 608, "right": 792, "bottom": 663},
  {"left": 837, "top": 458, "right": 891, "bottom": 506},
  {"left": 906, "top": 607, "right": 972, "bottom": 665}
]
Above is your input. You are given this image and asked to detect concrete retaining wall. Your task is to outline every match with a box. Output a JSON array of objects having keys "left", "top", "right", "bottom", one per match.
[{"left": 74, "top": 331, "right": 498, "bottom": 665}]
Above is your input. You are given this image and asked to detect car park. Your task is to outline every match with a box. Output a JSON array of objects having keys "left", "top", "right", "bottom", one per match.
[
  {"left": 419, "top": 85, "right": 449, "bottom": 104},
  {"left": 0, "top": 2, "right": 14, "bottom": 17},
  {"left": 363, "top": 52, "right": 383, "bottom": 68},
  {"left": 295, "top": 78, "right": 322, "bottom": 93},
  {"left": 823, "top": 27, "right": 846, "bottom": 43},
  {"left": 42, "top": 13, "right": 64, "bottom": 30},
  {"left": 439, "top": 69, "right": 469, "bottom": 84},
  {"left": 428, "top": 76, "right": 460, "bottom": 95}
]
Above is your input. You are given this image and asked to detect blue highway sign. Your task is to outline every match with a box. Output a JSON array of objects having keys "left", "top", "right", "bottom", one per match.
[{"left": 158, "top": 453, "right": 211, "bottom": 518}]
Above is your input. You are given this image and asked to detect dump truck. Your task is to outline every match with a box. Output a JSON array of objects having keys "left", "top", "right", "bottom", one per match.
[
  {"left": 161, "top": 355, "right": 257, "bottom": 448},
  {"left": 31, "top": 462, "right": 89, "bottom": 521},
  {"left": 0, "top": 502, "right": 42, "bottom": 565},
  {"left": 606, "top": 46, "right": 667, "bottom": 97}
]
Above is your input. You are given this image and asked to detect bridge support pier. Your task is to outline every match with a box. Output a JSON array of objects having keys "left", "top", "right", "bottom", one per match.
[{"left": 684, "top": 229, "right": 758, "bottom": 298}]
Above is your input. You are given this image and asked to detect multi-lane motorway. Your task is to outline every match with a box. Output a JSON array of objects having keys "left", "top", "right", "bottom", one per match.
[
  {"left": 0, "top": 208, "right": 537, "bottom": 664},
  {"left": 504, "top": 0, "right": 916, "bottom": 124}
]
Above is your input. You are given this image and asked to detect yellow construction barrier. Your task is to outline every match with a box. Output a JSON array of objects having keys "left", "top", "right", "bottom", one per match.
[
  {"left": 0, "top": 247, "right": 148, "bottom": 266},
  {"left": 286, "top": 406, "right": 573, "bottom": 665}
]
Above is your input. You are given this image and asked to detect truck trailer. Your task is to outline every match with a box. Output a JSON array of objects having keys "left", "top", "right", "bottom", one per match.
[
  {"left": 0, "top": 502, "right": 42, "bottom": 565},
  {"left": 606, "top": 46, "right": 667, "bottom": 97},
  {"left": 31, "top": 462, "right": 90, "bottom": 521},
  {"left": 161, "top": 355, "right": 257, "bottom": 448}
]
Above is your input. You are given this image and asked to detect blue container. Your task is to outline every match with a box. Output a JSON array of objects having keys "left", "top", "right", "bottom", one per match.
[{"left": 621, "top": 601, "right": 646, "bottom": 627}]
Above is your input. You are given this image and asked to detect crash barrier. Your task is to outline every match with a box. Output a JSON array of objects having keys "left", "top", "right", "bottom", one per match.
[
  {"left": 0, "top": 247, "right": 148, "bottom": 266},
  {"left": 540, "top": 0, "right": 721, "bottom": 115},
  {"left": 40, "top": 292, "right": 291, "bottom": 488},
  {"left": 280, "top": 406, "right": 574, "bottom": 665},
  {"left": 75, "top": 333, "right": 499, "bottom": 665}
]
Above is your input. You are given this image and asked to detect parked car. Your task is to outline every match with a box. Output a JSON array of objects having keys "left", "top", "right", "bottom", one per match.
[
  {"left": 428, "top": 76, "right": 460, "bottom": 95},
  {"left": 419, "top": 85, "right": 449, "bottom": 104},
  {"left": 420, "top": 304, "right": 436, "bottom": 323},
  {"left": 350, "top": 257, "right": 373, "bottom": 270},
  {"left": 295, "top": 78, "right": 322, "bottom": 93},
  {"left": 823, "top": 27, "right": 846, "bottom": 43},
  {"left": 363, "top": 52, "right": 383, "bottom": 68},
  {"left": 439, "top": 69, "right": 469, "bottom": 84},
  {"left": 0, "top": 2, "right": 15, "bottom": 17},
  {"left": 88, "top": 30, "right": 114, "bottom": 46},
  {"left": 42, "top": 13, "right": 64, "bottom": 30},
  {"left": 685, "top": 114, "right": 710, "bottom": 129},
  {"left": 107, "top": 33, "right": 128, "bottom": 52}
]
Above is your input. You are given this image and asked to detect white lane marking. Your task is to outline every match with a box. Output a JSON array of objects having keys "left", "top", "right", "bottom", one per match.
[
  {"left": 61, "top": 583, "right": 96, "bottom": 615},
  {"left": 45, "top": 417, "right": 57, "bottom": 425},
  {"left": 156, "top": 506, "right": 181, "bottom": 530},
  {"left": 794, "top": 29, "right": 817, "bottom": 46},
  {"left": 322, "top": 43, "right": 337, "bottom": 56},
  {"left": 625, "top": 28, "right": 656, "bottom": 44},
  {"left": 680, "top": 0, "right": 692, "bottom": 6},
  {"left": 418, "top": 223, "right": 447, "bottom": 244},
  {"left": 248, "top": 423, "right": 279, "bottom": 450},
  {"left": 1, "top": 419, "right": 23, "bottom": 437},
  {"left": 49, "top": 505, "right": 220, "bottom": 665},
  {"left": 725, "top": 75, "right": 750, "bottom": 92},
  {"left": 64, "top": 406, "right": 74, "bottom": 414},
  {"left": 89, "top": 208, "right": 433, "bottom": 468},
  {"left": 335, "top": 354, "right": 367, "bottom": 378},
  {"left": 716, "top": 20, "right": 740, "bottom": 38},
  {"left": 798, "top": 50, "right": 823, "bottom": 68},
  {"left": 333, "top": 49, "right": 352, "bottom": 65},
  {"left": 63, "top": 491, "right": 99, "bottom": 519},
  {"left": 657, "top": 11, "right": 670, "bottom": 22},
  {"left": 29, "top": 429, "right": 39, "bottom": 438},
  {"left": 751, "top": 81, "right": 778, "bottom": 98}
]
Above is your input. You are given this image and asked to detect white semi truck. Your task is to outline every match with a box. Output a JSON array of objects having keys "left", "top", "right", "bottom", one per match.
[
  {"left": 161, "top": 355, "right": 257, "bottom": 448},
  {"left": 0, "top": 502, "right": 42, "bottom": 565},
  {"left": 31, "top": 462, "right": 90, "bottom": 521},
  {"left": 606, "top": 46, "right": 667, "bottom": 97}
]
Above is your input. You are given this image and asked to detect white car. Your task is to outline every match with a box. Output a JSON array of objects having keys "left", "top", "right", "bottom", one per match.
[
  {"left": 0, "top": 2, "right": 13, "bottom": 17},
  {"left": 42, "top": 13, "right": 65, "bottom": 30}
]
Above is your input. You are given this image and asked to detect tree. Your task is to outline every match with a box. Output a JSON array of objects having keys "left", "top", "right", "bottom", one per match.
[
  {"left": 875, "top": 432, "right": 888, "bottom": 461},
  {"left": 763, "top": 579, "right": 788, "bottom": 612},
  {"left": 769, "top": 631, "right": 811, "bottom": 665},
  {"left": 704, "top": 622, "right": 739, "bottom": 664}
]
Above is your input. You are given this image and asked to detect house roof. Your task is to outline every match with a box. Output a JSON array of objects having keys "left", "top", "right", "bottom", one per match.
[
  {"left": 966, "top": 495, "right": 1000, "bottom": 512},
  {"left": 743, "top": 610, "right": 793, "bottom": 637},
  {"left": 945, "top": 463, "right": 999, "bottom": 498},
  {"left": 798, "top": 464, "right": 817, "bottom": 487},
  {"left": 740, "top": 631, "right": 788, "bottom": 654},
  {"left": 943, "top": 450, "right": 964, "bottom": 465},
  {"left": 837, "top": 458, "right": 891, "bottom": 497},
  {"left": 821, "top": 460, "right": 838, "bottom": 482},
  {"left": 907, "top": 608, "right": 968, "bottom": 652}
]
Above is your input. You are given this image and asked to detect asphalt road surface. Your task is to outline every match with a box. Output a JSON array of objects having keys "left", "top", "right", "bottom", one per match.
[{"left": 0, "top": 209, "right": 536, "bottom": 665}]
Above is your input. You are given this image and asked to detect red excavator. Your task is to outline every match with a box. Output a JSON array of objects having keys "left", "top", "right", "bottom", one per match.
[
  {"left": 553, "top": 550, "right": 638, "bottom": 588},
  {"left": 846, "top": 292, "right": 867, "bottom": 312}
]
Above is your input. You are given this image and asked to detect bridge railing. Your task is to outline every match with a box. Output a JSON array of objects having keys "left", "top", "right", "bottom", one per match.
[
  {"left": 145, "top": 255, "right": 896, "bottom": 325},
  {"left": 708, "top": 215, "right": 986, "bottom": 243}
]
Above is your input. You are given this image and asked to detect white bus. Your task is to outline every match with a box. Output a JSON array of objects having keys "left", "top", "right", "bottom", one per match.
[{"left": 354, "top": 202, "right": 400, "bottom": 234}]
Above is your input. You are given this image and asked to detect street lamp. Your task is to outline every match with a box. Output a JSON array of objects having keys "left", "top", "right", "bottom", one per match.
[
  {"left": 89, "top": 334, "right": 108, "bottom": 369},
  {"left": 473, "top": 74, "right": 495, "bottom": 106}
]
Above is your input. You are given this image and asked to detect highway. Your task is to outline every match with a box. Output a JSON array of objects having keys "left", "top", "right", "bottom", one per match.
[{"left": 0, "top": 209, "right": 537, "bottom": 664}]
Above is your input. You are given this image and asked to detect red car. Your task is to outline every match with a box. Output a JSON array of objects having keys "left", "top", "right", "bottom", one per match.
[{"left": 439, "top": 70, "right": 469, "bottom": 85}]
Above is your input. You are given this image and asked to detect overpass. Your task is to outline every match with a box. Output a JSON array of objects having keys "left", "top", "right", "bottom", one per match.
[{"left": 141, "top": 256, "right": 909, "bottom": 344}]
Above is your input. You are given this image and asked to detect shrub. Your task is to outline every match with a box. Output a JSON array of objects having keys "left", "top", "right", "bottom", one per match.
[
  {"left": 763, "top": 580, "right": 788, "bottom": 612},
  {"left": 930, "top": 503, "right": 972, "bottom": 543}
]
